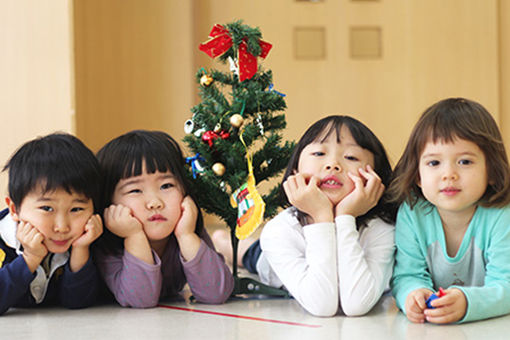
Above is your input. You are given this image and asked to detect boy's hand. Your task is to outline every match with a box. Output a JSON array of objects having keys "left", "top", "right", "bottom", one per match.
[
  {"left": 283, "top": 173, "right": 333, "bottom": 223},
  {"left": 72, "top": 214, "right": 103, "bottom": 249},
  {"left": 405, "top": 288, "right": 434, "bottom": 323},
  {"left": 174, "top": 196, "right": 198, "bottom": 238},
  {"left": 16, "top": 221, "right": 48, "bottom": 272},
  {"left": 104, "top": 204, "right": 143, "bottom": 238},
  {"left": 335, "top": 165, "right": 384, "bottom": 217},
  {"left": 424, "top": 288, "right": 467, "bottom": 324}
]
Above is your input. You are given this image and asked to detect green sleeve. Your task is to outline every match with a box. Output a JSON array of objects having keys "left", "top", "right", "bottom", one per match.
[
  {"left": 391, "top": 203, "right": 434, "bottom": 313},
  {"left": 456, "top": 208, "right": 510, "bottom": 323}
]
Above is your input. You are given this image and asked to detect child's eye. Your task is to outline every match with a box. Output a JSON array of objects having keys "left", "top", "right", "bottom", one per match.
[
  {"left": 312, "top": 151, "right": 325, "bottom": 156},
  {"left": 458, "top": 159, "right": 473, "bottom": 165},
  {"left": 70, "top": 207, "right": 85, "bottom": 213},
  {"left": 127, "top": 189, "right": 142, "bottom": 194},
  {"left": 427, "top": 160, "right": 440, "bottom": 167},
  {"left": 161, "top": 183, "right": 174, "bottom": 190},
  {"left": 39, "top": 206, "right": 53, "bottom": 212},
  {"left": 344, "top": 155, "right": 359, "bottom": 161}
]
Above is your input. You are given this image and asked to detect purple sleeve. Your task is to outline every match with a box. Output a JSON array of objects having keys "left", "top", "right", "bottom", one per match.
[
  {"left": 95, "top": 248, "right": 163, "bottom": 308},
  {"left": 181, "top": 238, "right": 234, "bottom": 304}
]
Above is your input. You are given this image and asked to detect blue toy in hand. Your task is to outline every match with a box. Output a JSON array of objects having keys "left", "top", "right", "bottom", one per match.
[{"left": 426, "top": 287, "right": 446, "bottom": 309}]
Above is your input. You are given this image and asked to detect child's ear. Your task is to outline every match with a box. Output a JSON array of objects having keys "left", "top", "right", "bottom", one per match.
[{"left": 5, "top": 197, "right": 19, "bottom": 222}]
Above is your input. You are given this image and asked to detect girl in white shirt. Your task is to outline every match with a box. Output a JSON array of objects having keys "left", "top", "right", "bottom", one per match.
[{"left": 215, "top": 115, "right": 397, "bottom": 316}]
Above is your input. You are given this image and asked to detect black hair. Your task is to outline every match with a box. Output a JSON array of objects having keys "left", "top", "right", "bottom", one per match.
[
  {"left": 281, "top": 115, "right": 396, "bottom": 227},
  {"left": 3, "top": 132, "right": 101, "bottom": 211},
  {"left": 96, "top": 130, "right": 205, "bottom": 252}
]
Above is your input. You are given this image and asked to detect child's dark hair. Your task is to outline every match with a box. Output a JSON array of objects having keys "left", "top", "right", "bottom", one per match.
[
  {"left": 281, "top": 115, "right": 396, "bottom": 227},
  {"left": 3, "top": 133, "right": 101, "bottom": 211},
  {"left": 96, "top": 130, "right": 204, "bottom": 252},
  {"left": 389, "top": 97, "right": 510, "bottom": 208}
]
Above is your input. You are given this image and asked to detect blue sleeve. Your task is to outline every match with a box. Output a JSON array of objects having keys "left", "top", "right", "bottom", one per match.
[
  {"left": 390, "top": 204, "right": 434, "bottom": 313},
  {"left": 0, "top": 255, "right": 35, "bottom": 315},
  {"left": 456, "top": 208, "right": 510, "bottom": 323},
  {"left": 59, "top": 255, "right": 99, "bottom": 309}
]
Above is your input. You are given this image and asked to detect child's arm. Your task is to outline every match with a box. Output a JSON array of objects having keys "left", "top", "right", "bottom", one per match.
[
  {"left": 181, "top": 229, "right": 235, "bottom": 304},
  {"left": 0, "top": 252, "right": 36, "bottom": 315},
  {"left": 260, "top": 209, "right": 338, "bottom": 316},
  {"left": 390, "top": 204, "right": 435, "bottom": 317},
  {"left": 174, "top": 196, "right": 201, "bottom": 261},
  {"left": 175, "top": 196, "right": 234, "bottom": 304},
  {"left": 104, "top": 204, "right": 153, "bottom": 264},
  {"left": 69, "top": 214, "right": 103, "bottom": 272},
  {"left": 59, "top": 255, "right": 100, "bottom": 309},
  {"left": 336, "top": 217, "right": 395, "bottom": 316}
]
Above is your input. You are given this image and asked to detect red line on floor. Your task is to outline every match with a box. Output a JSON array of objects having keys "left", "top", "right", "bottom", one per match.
[{"left": 157, "top": 304, "right": 321, "bottom": 328}]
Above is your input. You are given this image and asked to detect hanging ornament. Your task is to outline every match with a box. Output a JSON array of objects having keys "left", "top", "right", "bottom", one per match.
[
  {"left": 230, "top": 130, "right": 266, "bottom": 240},
  {"left": 185, "top": 153, "right": 206, "bottom": 179},
  {"left": 194, "top": 128, "right": 206, "bottom": 138},
  {"left": 214, "top": 123, "right": 221, "bottom": 133},
  {"left": 201, "top": 130, "right": 230, "bottom": 147},
  {"left": 228, "top": 57, "right": 239, "bottom": 77},
  {"left": 212, "top": 162, "right": 226, "bottom": 176},
  {"left": 184, "top": 119, "right": 195, "bottom": 134},
  {"left": 266, "top": 83, "right": 286, "bottom": 97},
  {"left": 219, "top": 181, "right": 227, "bottom": 192},
  {"left": 256, "top": 114, "right": 264, "bottom": 135},
  {"left": 230, "top": 114, "right": 244, "bottom": 128},
  {"left": 200, "top": 74, "right": 214, "bottom": 86}
]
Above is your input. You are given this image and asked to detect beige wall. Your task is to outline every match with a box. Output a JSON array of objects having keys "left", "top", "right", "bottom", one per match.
[
  {"left": 74, "top": 0, "right": 194, "bottom": 152},
  {"left": 0, "top": 0, "right": 74, "bottom": 197}
]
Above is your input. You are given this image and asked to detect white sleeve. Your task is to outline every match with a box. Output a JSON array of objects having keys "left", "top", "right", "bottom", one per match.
[
  {"left": 336, "top": 216, "right": 395, "bottom": 316},
  {"left": 260, "top": 212, "right": 338, "bottom": 317}
]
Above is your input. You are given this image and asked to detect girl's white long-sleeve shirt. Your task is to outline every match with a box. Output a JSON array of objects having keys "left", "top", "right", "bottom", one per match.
[{"left": 258, "top": 207, "right": 395, "bottom": 317}]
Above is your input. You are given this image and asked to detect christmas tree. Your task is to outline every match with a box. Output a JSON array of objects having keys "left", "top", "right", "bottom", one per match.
[{"left": 183, "top": 21, "right": 294, "bottom": 296}]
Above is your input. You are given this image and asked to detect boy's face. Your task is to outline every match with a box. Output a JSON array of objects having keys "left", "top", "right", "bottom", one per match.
[{"left": 8, "top": 187, "right": 94, "bottom": 253}]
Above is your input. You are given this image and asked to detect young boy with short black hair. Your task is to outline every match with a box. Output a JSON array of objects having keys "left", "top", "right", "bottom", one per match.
[{"left": 0, "top": 133, "right": 103, "bottom": 315}]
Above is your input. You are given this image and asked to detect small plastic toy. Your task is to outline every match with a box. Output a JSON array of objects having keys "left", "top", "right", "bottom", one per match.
[{"left": 426, "top": 287, "right": 446, "bottom": 309}]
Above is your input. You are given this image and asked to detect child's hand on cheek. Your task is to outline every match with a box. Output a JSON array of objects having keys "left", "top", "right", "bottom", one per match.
[
  {"left": 104, "top": 204, "right": 143, "bottom": 239},
  {"left": 16, "top": 221, "right": 48, "bottom": 272},
  {"left": 335, "top": 165, "right": 385, "bottom": 218},
  {"left": 283, "top": 173, "right": 333, "bottom": 224},
  {"left": 174, "top": 196, "right": 201, "bottom": 261},
  {"left": 174, "top": 196, "right": 198, "bottom": 238},
  {"left": 72, "top": 214, "right": 103, "bottom": 249}
]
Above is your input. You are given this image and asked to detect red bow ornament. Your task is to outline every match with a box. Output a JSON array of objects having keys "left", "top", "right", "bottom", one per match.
[
  {"left": 202, "top": 130, "right": 231, "bottom": 147},
  {"left": 199, "top": 24, "right": 272, "bottom": 82}
]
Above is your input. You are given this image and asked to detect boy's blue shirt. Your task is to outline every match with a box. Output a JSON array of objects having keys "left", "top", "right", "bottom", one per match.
[
  {"left": 391, "top": 200, "right": 510, "bottom": 323},
  {"left": 0, "top": 208, "right": 99, "bottom": 315}
]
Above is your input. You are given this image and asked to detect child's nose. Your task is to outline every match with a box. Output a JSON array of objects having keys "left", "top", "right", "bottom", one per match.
[
  {"left": 54, "top": 216, "right": 70, "bottom": 233},
  {"left": 325, "top": 159, "right": 342, "bottom": 172},
  {"left": 442, "top": 166, "right": 459, "bottom": 181},
  {"left": 147, "top": 196, "right": 163, "bottom": 210}
]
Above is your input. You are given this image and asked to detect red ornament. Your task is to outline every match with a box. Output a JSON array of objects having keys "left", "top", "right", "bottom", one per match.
[
  {"left": 201, "top": 130, "right": 230, "bottom": 147},
  {"left": 199, "top": 24, "right": 272, "bottom": 82}
]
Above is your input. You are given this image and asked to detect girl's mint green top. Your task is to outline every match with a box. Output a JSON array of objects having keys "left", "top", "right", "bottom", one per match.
[{"left": 391, "top": 200, "right": 510, "bottom": 323}]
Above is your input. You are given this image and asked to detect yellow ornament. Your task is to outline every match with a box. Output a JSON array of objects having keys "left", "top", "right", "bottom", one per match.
[
  {"left": 230, "top": 114, "right": 244, "bottom": 128},
  {"left": 200, "top": 74, "right": 214, "bottom": 86},
  {"left": 212, "top": 162, "right": 226, "bottom": 176}
]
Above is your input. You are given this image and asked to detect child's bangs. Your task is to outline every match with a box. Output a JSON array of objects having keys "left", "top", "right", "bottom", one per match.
[{"left": 119, "top": 145, "right": 176, "bottom": 179}]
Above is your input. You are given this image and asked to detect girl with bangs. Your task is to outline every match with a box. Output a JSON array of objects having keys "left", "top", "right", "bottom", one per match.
[
  {"left": 390, "top": 98, "right": 510, "bottom": 324},
  {"left": 95, "top": 130, "right": 234, "bottom": 307},
  {"left": 214, "top": 115, "right": 397, "bottom": 316}
]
